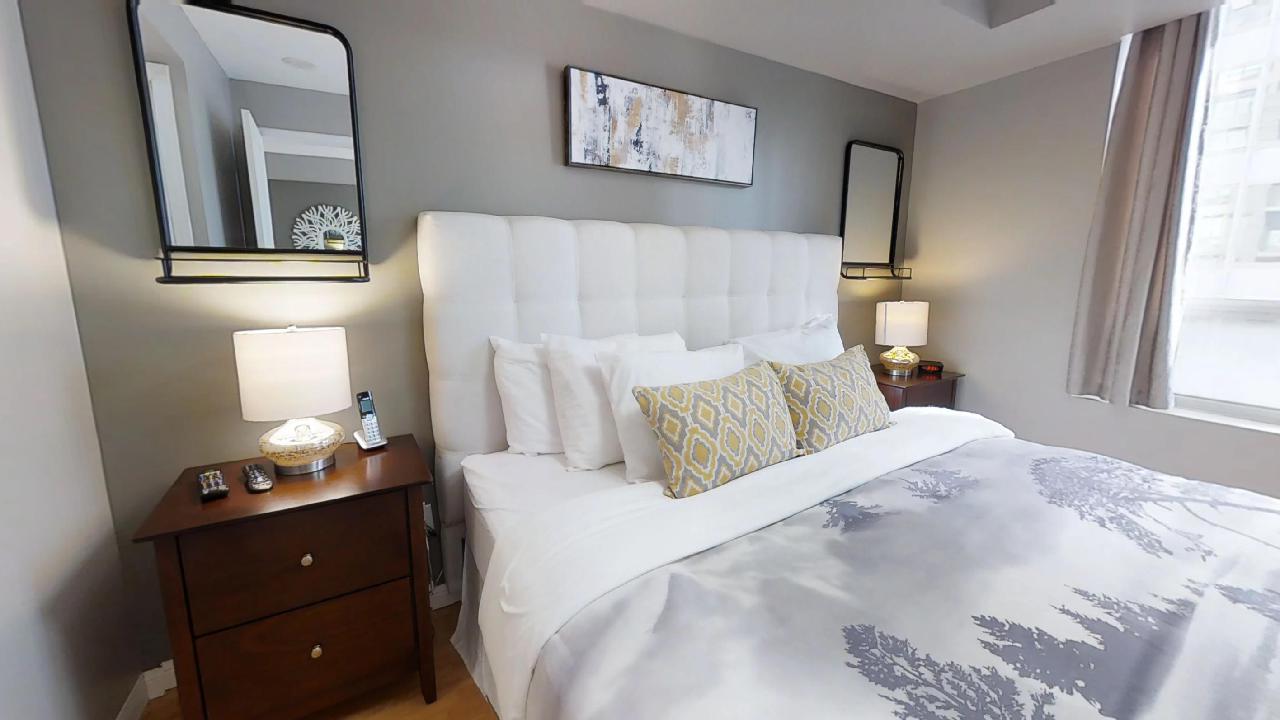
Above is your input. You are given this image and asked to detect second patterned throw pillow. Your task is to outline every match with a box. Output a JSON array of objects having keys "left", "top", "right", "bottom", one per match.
[
  {"left": 632, "top": 363, "right": 796, "bottom": 499},
  {"left": 769, "top": 346, "right": 891, "bottom": 454}
]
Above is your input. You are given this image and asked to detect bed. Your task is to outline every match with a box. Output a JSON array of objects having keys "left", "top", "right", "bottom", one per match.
[
  {"left": 418, "top": 212, "right": 1280, "bottom": 720},
  {"left": 460, "top": 451, "right": 627, "bottom": 580}
]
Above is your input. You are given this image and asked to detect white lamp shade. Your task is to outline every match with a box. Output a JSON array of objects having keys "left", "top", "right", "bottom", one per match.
[
  {"left": 875, "top": 301, "right": 929, "bottom": 347},
  {"left": 233, "top": 327, "right": 352, "bottom": 422}
]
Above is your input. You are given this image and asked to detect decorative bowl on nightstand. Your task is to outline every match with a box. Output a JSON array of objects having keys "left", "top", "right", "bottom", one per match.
[{"left": 917, "top": 360, "right": 945, "bottom": 374}]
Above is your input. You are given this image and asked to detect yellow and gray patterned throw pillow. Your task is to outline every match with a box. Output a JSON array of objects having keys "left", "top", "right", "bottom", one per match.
[
  {"left": 769, "top": 346, "right": 891, "bottom": 454},
  {"left": 632, "top": 363, "right": 797, "bottom": 499}
]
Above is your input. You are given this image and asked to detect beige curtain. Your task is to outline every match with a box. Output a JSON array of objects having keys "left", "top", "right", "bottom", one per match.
[{"left": 1067, "top": 13, "right": 1211, "bottom": 409}]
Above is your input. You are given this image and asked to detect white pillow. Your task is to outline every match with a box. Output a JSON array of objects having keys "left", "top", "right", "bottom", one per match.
[
  {"left": 599, "top": 345, "right": 746, "bottom": 484},
  {"left": 730, "top": 314, "right": 844, "bottom": 365},
  {"left": 545, "top": 332, "right": 686, "bottom": 470},
  {"left": 490, "top": 337, "right": 563, "bottom": 455}
]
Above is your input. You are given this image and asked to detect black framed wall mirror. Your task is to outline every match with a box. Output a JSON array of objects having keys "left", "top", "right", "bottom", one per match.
[
  {"left": 128, "top": 0, "right": 369, "bottom": 282},
  {"left": 839, "top": 141, "right": 909, "bottom": 280}
]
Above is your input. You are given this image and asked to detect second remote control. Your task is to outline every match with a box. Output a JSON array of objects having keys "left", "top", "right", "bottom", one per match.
[{"left": 242, "top": 463, "right": 274, "bottom": 493}]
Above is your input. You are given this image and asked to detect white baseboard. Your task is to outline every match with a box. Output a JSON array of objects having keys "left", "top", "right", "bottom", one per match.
[
  {"left": 430, "top": 584, "right": 460, "bottom": 608},
  {"left": 143, "top": 659, "right": 176, "bottom": 699},
  {"left": 114, "top": 675, "right": 149, "bottom": 720}
]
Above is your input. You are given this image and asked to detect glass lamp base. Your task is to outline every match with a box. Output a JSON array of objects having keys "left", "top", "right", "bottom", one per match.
[
  {"left": 880, "top": 346, "right": 919, "bottom": 376},
  {"left": 259, "top": 418, "right": 345, "bottom": 475}
]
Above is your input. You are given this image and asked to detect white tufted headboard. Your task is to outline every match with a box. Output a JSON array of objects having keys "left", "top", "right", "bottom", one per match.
[{"left": 417, "top": 211, "right": 840, "bottom": 583}]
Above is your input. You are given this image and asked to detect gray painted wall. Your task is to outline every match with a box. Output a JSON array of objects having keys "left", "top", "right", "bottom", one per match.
[
  {"left": 238, "top": 80, "right": 358, "bottom": 185},
  {"left": 139, "top": 1, "right": 244, "bottom": 247},
  {"left": 266, "top": 152, "right": 358, "bottom": 185},
  {"left": 231, "top": 79, "right": 352, "bottom": 136},
  {"left": 19, "top": 0, "right": 913, "bottom": 668},
  {"left": 906, "top": 45, "right": 1280, "bottom": 497},
  {"left": 268, "top": 179, "right": 360, "bottom": 249},
  {"left": 0, "top": 1, "right": 136, "bottom": 716}
]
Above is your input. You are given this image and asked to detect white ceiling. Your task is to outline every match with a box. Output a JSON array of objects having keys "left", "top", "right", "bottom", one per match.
[
  {"left": 182, "top": 5, "right": 349, "bottom": 96},
  {"left": 584, "top": 0, "right": 1222, "bottom": 101}
]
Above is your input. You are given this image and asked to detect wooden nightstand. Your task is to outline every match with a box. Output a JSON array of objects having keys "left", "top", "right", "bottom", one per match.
[
  {"left": 872, "top": 364, "right": 964, "bottom": 411},
  {"left": 134, "top": 435, "right": 436, "bottom": 720}
]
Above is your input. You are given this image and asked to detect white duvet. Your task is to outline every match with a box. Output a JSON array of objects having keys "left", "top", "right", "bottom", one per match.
[{"left": 477, "top": 407, "right": 1014, "bottom": 720}]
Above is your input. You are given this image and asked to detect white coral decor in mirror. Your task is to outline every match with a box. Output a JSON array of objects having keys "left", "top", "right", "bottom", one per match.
[{"left": 292, "top": 204, "right": 362, "bottom": 251}]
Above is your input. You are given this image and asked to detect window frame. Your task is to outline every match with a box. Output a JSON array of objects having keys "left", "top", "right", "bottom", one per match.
[{"left": 1171, "top": 393, "right": 1280, "bottom": 431}]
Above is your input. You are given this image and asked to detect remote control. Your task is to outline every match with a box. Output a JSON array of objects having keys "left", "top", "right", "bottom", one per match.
[
  {"left": 198, "top": 469, "right": 229, "bottom": 502},
  {"left": 242, "top": 463, "right": 274, "bottom": 493}
]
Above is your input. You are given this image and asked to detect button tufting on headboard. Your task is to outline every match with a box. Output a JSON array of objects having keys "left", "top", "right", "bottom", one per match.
[{"left": 417, "top": 211, "right": 840, "bottom": 586}]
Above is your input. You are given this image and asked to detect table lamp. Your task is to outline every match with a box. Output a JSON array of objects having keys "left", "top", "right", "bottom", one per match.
[
  {"left": 233, "top": 326, "right": 352, "bottom": 475},
  {"left": 875, "top": 301, "right": 929, "bottom": 376}
]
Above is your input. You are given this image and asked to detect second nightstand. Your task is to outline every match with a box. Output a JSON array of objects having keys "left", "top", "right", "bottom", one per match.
[{"left": 872, "top": 364, "right": 964, "bottom": 411}]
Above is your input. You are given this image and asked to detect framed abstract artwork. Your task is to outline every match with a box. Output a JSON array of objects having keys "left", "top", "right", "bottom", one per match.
[{"left": 564, "top": 66, "right": 757, "bottom": 186}]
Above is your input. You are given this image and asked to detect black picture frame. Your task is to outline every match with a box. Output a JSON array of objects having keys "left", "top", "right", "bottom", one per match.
[
  {"left": 126, "top": 0, "right": 370, "bottom": 283},
  {"left": 563, "top": 66, "right": 758, "bottom": 188},
  {"left": 839, "top": 139, "right": 905, "bottom": 270}
]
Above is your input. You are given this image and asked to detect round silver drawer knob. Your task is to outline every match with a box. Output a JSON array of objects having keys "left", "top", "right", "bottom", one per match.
[
  {"left": 300, "top": 553, "right": 314, "bottom": 568},
  {"left": 310, "top": 644, "right": 323, "bottom": 660}
]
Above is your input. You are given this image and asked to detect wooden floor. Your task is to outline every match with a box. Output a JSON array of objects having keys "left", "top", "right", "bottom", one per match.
[{"left": 141, "top": 604, "right": 496, "bottom": 720}]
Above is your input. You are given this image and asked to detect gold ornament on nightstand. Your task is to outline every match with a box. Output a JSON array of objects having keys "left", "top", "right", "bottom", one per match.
[{"left": 875, "top": 301, "right": 929, "bottom": 377}]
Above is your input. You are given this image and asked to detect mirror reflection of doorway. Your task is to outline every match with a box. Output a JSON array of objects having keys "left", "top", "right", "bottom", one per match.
[
  {"left": 240, "top": 108, "right": 274, "bottom": 248},
  {"left": 144, "top": 61, "right": 196, "bottom": 247}
]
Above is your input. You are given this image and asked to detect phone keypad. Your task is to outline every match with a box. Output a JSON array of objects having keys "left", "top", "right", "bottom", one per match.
[{"left": 361, "top": 415, "right": 383, "bottom": 444}]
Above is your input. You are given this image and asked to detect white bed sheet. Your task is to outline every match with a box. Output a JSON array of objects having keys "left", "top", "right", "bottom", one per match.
[
  {"left": 460, "top": 452, "right": 629, "bottom": 577},
  {"left": 480, "top": 408, "right": 1014, "bottom": 719}
]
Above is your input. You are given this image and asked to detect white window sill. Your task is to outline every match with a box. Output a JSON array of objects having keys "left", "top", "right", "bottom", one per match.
[{"left": 1156, "top": 395, "right": 1280, "bottom": 436}]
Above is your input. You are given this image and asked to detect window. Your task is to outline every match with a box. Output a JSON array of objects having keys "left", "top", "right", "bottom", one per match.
[
  {"left": 1223, "top": 1, "right": 1272, "bottom": 32},
  {"left": 1217, "top": 64, "right": 1262, "bottom": 94},
  {"left": 1208, "top": 90, "right": 1254, "bottom": 129},
  {"left": 1173, "top": 2, "right": 1280, "bottom": 421},
  {"left": 1262, "top": 184, "right": 1280, "bottom": 257},
  {"left": 1206, "top": 126, "right": 1250, "bottom": 149},
  {"left": 1192, "top": 213, "right": 1231, "bottom": 258}
]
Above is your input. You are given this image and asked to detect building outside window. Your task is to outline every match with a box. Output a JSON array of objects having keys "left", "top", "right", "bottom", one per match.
[{"left": 1173, "top": 0, "right": 1280, "bottom": 423}]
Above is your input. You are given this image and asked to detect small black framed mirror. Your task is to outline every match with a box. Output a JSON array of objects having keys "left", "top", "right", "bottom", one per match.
[
  {"left": 127, "top": 0, "right": 369, "bottom": 282},
  {"left": 839, "top": 140, "right": 905, "bottom": 275}
]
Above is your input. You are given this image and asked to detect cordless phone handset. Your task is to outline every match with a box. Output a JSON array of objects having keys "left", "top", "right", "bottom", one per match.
[{"left": 355, "top": 390, "right": 388, "bottom": 450}]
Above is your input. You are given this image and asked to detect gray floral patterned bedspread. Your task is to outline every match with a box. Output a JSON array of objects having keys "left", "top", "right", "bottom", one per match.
[{"left": 524, "top": 438, "right": 1280, "bottom": 720}]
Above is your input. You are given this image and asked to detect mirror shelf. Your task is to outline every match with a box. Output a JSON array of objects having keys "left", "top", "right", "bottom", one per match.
[
  {"left": 840, "top": 265, "right": 913, "bottom": 281},
  {"left": 158, "top": 248, "right": 368, "bottom": 284}
]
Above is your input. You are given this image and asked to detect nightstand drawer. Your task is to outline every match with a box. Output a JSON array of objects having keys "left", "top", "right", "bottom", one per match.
[
  {"left": 878, "top": 378, "right": 956, "bottom": 410},
  {"left": 197, "top": 579, "right": 416, "bottom": 720},
  {"left": 182, "top": 492, "right": 409, "bottom": 635}
]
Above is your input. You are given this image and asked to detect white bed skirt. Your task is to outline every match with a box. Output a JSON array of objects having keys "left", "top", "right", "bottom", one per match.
[{"left": 451, "top": 544, "right": 500, "bottom": 706}]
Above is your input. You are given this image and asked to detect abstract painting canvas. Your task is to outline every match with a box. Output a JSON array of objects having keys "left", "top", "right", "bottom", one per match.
[{"left": 565, "top": 67, "right": 756, "bottom": 186}]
